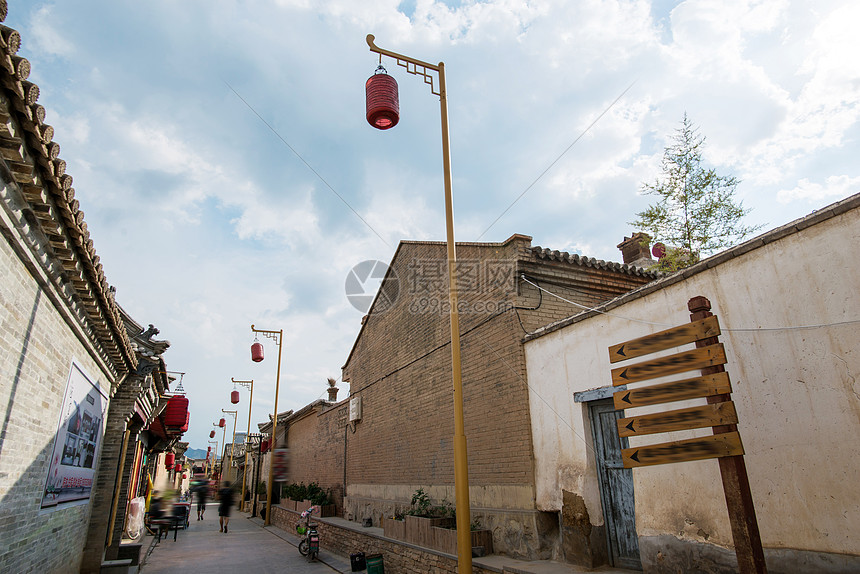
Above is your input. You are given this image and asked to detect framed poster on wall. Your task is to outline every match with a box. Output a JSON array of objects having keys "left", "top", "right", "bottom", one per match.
[{"left": 41, "top": 360, "right": 109, "bottom": 508}]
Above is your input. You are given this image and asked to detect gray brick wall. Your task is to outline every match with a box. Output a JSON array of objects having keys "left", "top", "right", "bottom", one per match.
[{"left": 0, "top": 215, "right": 118, "bottom": 573}]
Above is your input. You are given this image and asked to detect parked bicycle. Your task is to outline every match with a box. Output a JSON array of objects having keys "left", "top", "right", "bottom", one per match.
[{"left": 296, "top": 507, "right": 320, "bottom": 560}]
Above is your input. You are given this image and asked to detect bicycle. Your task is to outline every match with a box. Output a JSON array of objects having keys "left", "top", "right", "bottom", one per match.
[{"left": 296, "top": 508, "right": 320, "bottom": 560}]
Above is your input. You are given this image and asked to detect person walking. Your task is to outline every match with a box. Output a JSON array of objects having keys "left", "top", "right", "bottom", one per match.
[
  {"left": 219, "top": 481, "right": 234, "bottom": 533},
  {"left": 195, "top": 482, "right": 208, "bottom": 520}
]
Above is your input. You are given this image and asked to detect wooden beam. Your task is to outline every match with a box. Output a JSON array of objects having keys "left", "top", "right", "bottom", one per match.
[
  {"left": 609, "top": 315, "right": 720, "bottom": 363},
  {"left": 621, "top": 431, "right": 744, "bottom": 468},
  {"left": 611, "top": 343, "right": 727, "bottom": 385},
  {"left": 617, "top": 401, "right": 738, "bottom": 438},
  {"left": 613, "top": 372, "right": 732, "bottom": 409}
]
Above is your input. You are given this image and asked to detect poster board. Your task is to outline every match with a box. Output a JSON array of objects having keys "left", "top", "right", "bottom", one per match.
[{"left": 41, "top": 361, "right": 109, "bottom": 508}]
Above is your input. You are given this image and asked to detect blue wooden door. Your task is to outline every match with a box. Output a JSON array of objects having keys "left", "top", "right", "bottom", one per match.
[{"left": 589, "top": 398, "right": 642, "bottom": 570}]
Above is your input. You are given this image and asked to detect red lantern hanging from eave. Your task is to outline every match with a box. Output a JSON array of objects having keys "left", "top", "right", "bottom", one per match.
[
  {"left": 366, "top": 66, "right": 399, "bottom": 130},
  {"left": 231, "top": 390, "right": 240, "bottom": 404},
  {"left": 251, "top": 342, "right": 264, "bottom": 362},
  {"left": 164, "top": 396, "right": 189, "bottom": 428},
  {"left": 210, "top": 430, "right": 215, "bottom": 438},
  {"left": 219, "top": 418, "right": 226, "bottom": 428},
  {"left": 164, "top": 452, "right": 175, "bottom": 468},
  {"left": 174, "top": 463, "right": 182, "bottom": 472}
]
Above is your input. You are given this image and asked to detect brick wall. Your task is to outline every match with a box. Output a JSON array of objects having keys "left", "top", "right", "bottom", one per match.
[
  {"left": 0, "top": 222, "right": 119, "bottom": 573},
  {"left": 298, "top": 236, "right": 653, "bottom": 560}
]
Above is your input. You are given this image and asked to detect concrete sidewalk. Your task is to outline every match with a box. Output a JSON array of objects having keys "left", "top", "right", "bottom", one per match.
[{"left": 141, "top": 504, "right": 635, "bottom": 574}]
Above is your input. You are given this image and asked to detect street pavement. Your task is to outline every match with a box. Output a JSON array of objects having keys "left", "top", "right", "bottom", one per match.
[{"left": 140, "top": 503, "right": 351, "bottom": 573}]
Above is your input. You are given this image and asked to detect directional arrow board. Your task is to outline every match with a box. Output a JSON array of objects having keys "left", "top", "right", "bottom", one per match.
[
  {"left": 609, "top": 315, "right": 720, "bottom": 363},
  {"left": 621, "top": 431, "right": 744, "bottom": 468},
  {"left": 613, "top": 372, "right": 732, "bottom": 410},
  {"left": 617, "top": 401, "right": 738, "bottom": 438},
  {"left": 611, "top": 344, "right": 727, "bottom": 386}
]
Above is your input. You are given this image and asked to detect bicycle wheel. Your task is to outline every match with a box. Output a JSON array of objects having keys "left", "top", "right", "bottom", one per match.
[{"left": 298, "top": 540, "right": 309, "bottom": 556}]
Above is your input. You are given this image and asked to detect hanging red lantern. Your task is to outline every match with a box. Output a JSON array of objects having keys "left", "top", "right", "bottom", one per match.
[
  {"left": 231, "top": 390, "right": 240, "bottom": 404},
  {"left": 174, "top": 462, "right": 182, "bottom": 472},
  {"left": 251, "top": 341, "right": 264, "bottom": 362},
  {"left": 366, "top": 66, "right": 399, "bottom": 130},
  {"left": 183, "top": 473, "right": 187, "bottom": 479},
  {"left": 207, "top": 446, "right": 211, "bottom": 452},
  {"left": 219, "top": 418, "right": 226, "bottom": 428},
  {"left": 261, "top": 439, "right": 269, "bottom": 453},
  {"left": 210, "top": 430, "right": 215, "bottom": 438},
  {"left": 164, "top": 452, "right": 175, "bottom": 468}
]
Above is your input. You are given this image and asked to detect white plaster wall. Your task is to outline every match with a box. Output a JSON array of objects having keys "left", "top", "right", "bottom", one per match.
[{"left": 525, "top": 205, "right": 860, "bottom": 555}]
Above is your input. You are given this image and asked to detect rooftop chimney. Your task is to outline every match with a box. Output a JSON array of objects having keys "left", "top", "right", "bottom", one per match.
[
  {"left": 617, "top": 232, "right": 655, "bottom": 267},
  {"left": 327, "top": 377, "right": 339, "bottom": 402}
]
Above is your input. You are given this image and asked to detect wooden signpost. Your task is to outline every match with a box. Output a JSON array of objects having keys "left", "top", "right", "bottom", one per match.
[{"left": 608, "top": 296, "right": 767, "bottom": 574}]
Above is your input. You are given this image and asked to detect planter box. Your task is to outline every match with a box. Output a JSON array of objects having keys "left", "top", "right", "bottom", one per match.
[
  {"left": 405, "top": 515, "right": 455, "bottom": 549},
  {"left": 282, "top": 499, "right": 297, "bottom": 511},
  {"left": 382, "top": 517, "right": 406, "bottom": 540},
  {"left": 295, "top": 499, "right": 313, "bottom": 513},
  {"left": 432, "top": 527, "right": 494, "bottom": 556},
  {"left": 317, "top": 503, "right": 336, "bottom": 517}
]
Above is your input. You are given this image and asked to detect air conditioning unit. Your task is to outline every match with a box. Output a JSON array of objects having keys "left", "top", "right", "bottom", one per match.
[{"left": 349, "top": 396, "right": 362, "bottom": 422}]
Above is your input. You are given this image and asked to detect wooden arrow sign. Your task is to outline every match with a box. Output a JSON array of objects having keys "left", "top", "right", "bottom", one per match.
[
  {"left": 617, "top": 401, "right": 738, "bottom": 438},
  {"left": 611, "top": 343, "right": 727, "bottom": 386},
  {"left": 609, "top": 315, "right": 720, "bottom": 363},
  {"left": 621, "top": 431, "right": 744, "bottom": 468},
  {"left": 613, "top": 372, "right": 732, "bottom": 409}
]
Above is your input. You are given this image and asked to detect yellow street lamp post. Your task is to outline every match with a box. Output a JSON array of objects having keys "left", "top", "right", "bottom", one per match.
[
  {"left": 250, "top": 325, "right": 284, "bottom": 526},
  {"left": 232, "top": 378, "right": 254, "bottom": 511},
  {"left": 208, "top": 440, "right": 219, "bottom": 479},
  {"left": 221, "top": 409, "right": 238, "bottom": 483},
  {"left": 366, "top": 34, "right": 471, "bottom": 573}
]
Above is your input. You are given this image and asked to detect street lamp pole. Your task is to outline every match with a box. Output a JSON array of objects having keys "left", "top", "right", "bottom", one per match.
[
  {"left": 250, "top": 325, "right": 284, "bottom": 526},
  {"left": 232, "top": 378, "right": 254, "bottom": 511},
  {"left": 222, "top": 409, "right": 238, "bottom": 483},
  {"left": 366, "top": 34, "right": 471, "bottom": 573},
  {"left": 208, "top": 440, "right": 219, "bottom": 479}
]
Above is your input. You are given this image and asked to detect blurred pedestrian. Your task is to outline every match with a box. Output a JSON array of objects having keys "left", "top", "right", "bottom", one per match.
[{"left": 219, "top": 481, "right": 234, "bottom": 533}]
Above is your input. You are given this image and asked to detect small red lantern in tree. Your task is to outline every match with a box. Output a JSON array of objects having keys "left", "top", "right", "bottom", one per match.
[
  {"left": 210, "top": 430, "right": 215, "bottom": 438},
  {"left": 366, "top": 65, "right": 399, "bottom": 130},
  {"left": 251, "top": 341, "right": 264, "bottom": 362},
  {"left": 231, "top": 390, "right": 240, "bottom": 404},
  {"left": 219, "top": 418, "right": 226, "bottom": 428}
]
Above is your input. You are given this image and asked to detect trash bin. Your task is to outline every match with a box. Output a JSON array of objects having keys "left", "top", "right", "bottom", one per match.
[
  {"left": 350, "top": 552, "right": 366, "bottom": 571},
  {"left": 366, "top": 554, "right": 384, "bottom": 574}
]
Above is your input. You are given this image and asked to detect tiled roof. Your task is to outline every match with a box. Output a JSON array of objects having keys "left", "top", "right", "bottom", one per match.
[
  {"left": 531, "top": 246, "right": 659, "bottom": 279},
  {"left": 0, "top": 3, "right": 136, "bottom": 374}
]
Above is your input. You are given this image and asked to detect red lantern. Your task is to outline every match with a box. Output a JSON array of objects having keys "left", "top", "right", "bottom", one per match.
[
  {"left": 164, "top": 396, "right": 189, "bottom": 427},
  {"left": 174, "top": 463, "right": 182, "bottom": 472},
  {"left": 219, "top": 418, "right": 226, "bottom": 428},
  {"left": 164, "top": 452, "right": 175, "bottom": 468},
  {"left": 210, "top": 430, "right": 215, "bottom": 438},
  {"left": 261, "top": 439, "right": 269, "bottom": 453},
  {"left": 251, "top": 342, "right": 264, "bottom": 362},
  {"left": 207, "top": 446, "right": 211, "bottom": 452},
  {"left": 366, "top": 67, "right": 399, "bottom": 130},
  {"left": 231, "top": 390, "right": 240, "bottom": 404},
  {"left": 183, "top": 473, "right": 187, "bottom": 479}
]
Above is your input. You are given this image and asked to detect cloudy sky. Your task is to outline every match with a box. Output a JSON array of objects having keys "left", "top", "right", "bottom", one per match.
[{"left": 8, "top": 0, "right": 858, "bottom": 452}]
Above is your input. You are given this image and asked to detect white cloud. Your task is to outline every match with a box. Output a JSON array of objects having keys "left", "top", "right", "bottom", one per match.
[{"left": 777, "top": 175, "right": 860, "bottom": 203}]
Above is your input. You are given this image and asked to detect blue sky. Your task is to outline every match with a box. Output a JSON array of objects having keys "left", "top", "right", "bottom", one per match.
[{"left": 8, "top": 0, "right": 859, "bottom": 452}]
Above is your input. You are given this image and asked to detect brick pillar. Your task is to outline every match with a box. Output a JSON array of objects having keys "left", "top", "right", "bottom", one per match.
[{"left": 79, "top": 376, "right": 145, "bottom": 573}]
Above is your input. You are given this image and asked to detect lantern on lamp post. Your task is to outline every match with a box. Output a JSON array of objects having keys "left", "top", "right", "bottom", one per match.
[
  {"left": 365, "top": 34, "right": 472, "bottom": 574},
  {"left": 249, "top": 325, "right": 284, "bottom": 526},
  {"left": 232, "top": 378, "right": 255, "bottom": 511},
  {"left": 210, "top": 430, "right": 216, "bottom": 439},
  {"left": 231, "top": 390, "right": 240, "bottom": 404},
  {"left": 365, "top": 64, "right": 399, "bottom": 129}
]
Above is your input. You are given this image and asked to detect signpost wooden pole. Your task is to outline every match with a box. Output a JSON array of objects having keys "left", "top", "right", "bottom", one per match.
[{"left": 688, "top": 296, "right": 767, "bottom": 574}]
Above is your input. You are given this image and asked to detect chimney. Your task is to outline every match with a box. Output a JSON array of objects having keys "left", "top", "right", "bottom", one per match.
[
  {"left": 617, "top": 233, "right": 654, "bottom": 267},
  {"left": 326, "top": 377, "right": 339, "bottom": 402}
]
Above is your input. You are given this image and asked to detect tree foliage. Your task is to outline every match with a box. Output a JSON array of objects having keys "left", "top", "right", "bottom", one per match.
[{"left": 632, "top": 114, "right": 761, "bottom": 272}]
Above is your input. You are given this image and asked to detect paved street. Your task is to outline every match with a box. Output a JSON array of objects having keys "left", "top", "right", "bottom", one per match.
[{"left": 141, "top": 504, "right": 351, "bottom": 573}]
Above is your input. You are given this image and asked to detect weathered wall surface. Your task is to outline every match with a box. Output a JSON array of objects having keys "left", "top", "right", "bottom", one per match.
[
  {"left": 0, "top": 222, "right": 116, "bottom": 573},
  {"left": 524, "top": 196, "right": 860, "bottom": 571}
]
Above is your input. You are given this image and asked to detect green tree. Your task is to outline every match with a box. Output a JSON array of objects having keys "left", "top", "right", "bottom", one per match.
[{"left": 632, "top": 114, "right": 761, "bottom": 272}]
